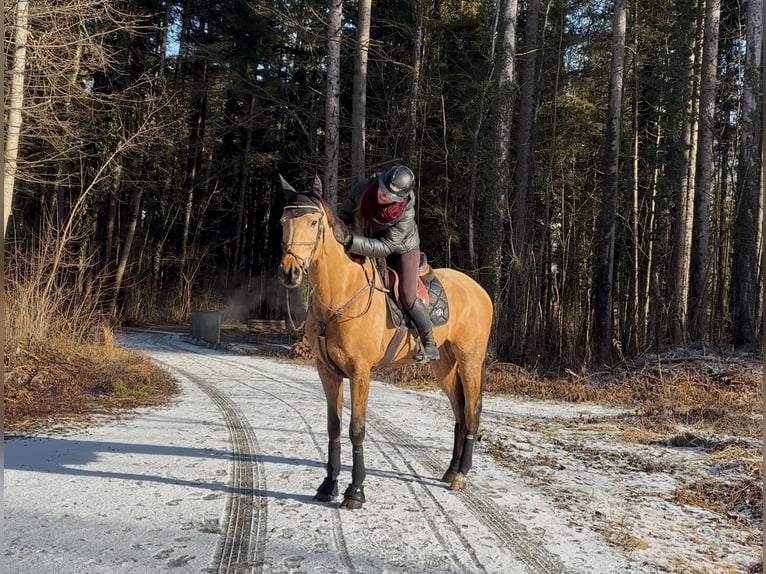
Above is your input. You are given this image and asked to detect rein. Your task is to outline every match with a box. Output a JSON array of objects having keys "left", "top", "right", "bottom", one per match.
[
  {"left": 280, "top": 204, "right": 386, "bottom": 330},
  {"left": 310, "top": 257, "right": 383, "bottom": 323}
]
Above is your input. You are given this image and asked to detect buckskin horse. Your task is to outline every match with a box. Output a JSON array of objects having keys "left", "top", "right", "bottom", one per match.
[{"left": 278, "top": 174, "right": 493, "bottom": 509}]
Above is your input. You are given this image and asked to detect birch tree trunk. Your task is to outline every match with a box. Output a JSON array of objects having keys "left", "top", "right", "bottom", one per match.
[
  {"left": 688, "top": 0, "right": 721, "bottom": 341},
  {"left": 4, "top": 0, "right": 30, "bottom": 238},
  {"left": 730, "top": 0, "right": 762, "bottom": 347},
  {"left": 351, "top": 0, "right": 372, "bottom": 183},
  {"left": 592, "top": 0, "right": 627, "bottom": 364},
  {"left": 324, "top": 0, "right": 343, "bottom": 205}
]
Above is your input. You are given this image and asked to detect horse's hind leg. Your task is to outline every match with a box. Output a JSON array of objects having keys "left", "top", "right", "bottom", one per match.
[
  {"left": 450, "top": 357, "right": 484, "bottom": 491},
  {"left": 430, "top": 358, "right": 466, "bottom": 484},
  {"left": 433, "top": 353, "right": 483, "bottom": 491},
  {"left": 442, "top": 422, "right": 465, "bottom": 484},
  {"left": 314, "top": 361, "right": 343, "bottom": 502}
]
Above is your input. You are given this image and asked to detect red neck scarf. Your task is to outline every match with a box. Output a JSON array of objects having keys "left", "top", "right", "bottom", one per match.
[{"left": 359, "top": 181, "right": 408, "bottom": 225}]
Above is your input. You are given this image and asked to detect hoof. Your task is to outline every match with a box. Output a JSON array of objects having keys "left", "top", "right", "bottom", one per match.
[
  {"left": 313, "top": 477, "right": 338, "bottom": 501},
  {"left": 441, "top": 469, "right": 459, "bottom": 484},
  {"left": 449, "top": 473, "right": 467, "bottom": 491},
  {"left": 340, "top": 497, "right": 364, "bottom": 510},
  {"left": 340, "top": 484, "right": 365, "bottom": 509}
]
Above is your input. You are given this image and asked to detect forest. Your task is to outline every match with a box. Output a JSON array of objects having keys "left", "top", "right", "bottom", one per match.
[{"left": 3, "top": 0, "right": 763, "bottom": 368}]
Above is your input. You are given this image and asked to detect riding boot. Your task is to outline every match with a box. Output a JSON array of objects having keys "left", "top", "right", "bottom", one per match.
[{"left": 407, "top": 299, "right": 440, "bottom": 364}]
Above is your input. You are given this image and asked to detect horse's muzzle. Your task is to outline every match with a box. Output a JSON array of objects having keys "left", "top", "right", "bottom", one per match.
[{"left": 278, "top": 262, "right": 302, "bottom": 288}]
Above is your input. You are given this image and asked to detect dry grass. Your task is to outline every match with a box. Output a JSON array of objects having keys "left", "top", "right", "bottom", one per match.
[
  {"left": 4, "top": 242, "right": 178, "bottom": 435},
  {"left": 4, "top": 329, "right": 177, "bottom": 434}
]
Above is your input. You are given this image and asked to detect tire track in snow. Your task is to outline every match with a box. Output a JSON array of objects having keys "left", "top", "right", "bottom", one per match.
[
  {"left": 148, "top": 337, "right": 267, "bottom": 573},
  {"left": 368, "top": 412, "right": 567, "bottom": 574},
  {"left": 137, "top": 335, "right": 566, "bottom": 573},
  {"left": 149, "top": 336, "right": 355, "bottom": 573},
  {"left": 192, "top": 352, "right": 489, "bottom": 573}
]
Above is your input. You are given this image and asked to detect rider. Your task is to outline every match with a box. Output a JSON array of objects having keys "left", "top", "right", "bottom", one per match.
[{"left": 337, "top": 164, "right": 440, "bottom": 364}]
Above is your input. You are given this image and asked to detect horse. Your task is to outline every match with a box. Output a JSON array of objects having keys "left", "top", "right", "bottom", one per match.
[{"left": 278, "top": 174, "right": 493, "bottom": 509}]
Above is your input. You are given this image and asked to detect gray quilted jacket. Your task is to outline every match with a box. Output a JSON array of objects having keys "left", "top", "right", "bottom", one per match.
[{"left": 337, "top": 176, "right": 420, "bottom": 258}]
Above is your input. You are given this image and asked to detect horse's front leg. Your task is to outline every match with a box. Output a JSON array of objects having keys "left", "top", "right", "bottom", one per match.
[
  {"left": 314, "top": 360, "right": 344, "bottom": 502},
  {"left": 340, "top": 369, "right": 370, "bottom": 510}
]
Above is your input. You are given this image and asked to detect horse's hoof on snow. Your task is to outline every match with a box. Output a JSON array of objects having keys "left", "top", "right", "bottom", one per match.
[
  {"left": 314, "top": 478, "right": 338, "bottom": 501},
  {"left": 441, "top": 469, "right": 458, "bottom": 483},
  {"left": 340, "top": 484, "right": 365, "bottom": 509},
  {"left": 449, "top": 473, "right": 467, "bottom": 491},
  {"left": 340, "top": 497, "right": 364, "bottom": 510}
]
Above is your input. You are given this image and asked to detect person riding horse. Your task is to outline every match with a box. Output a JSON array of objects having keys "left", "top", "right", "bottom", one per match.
[{"left": 337, "top": 165, "right": 440, "bottom": 364}]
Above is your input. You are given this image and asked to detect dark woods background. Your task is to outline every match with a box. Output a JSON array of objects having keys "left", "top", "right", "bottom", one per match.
[{"left": 4, "top": 0, "right": 763, "bottom": 368}]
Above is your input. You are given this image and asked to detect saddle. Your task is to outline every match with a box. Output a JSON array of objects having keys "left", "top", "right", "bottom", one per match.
[
  {"left": 370, "top": 252, "right": 450, "bottom": 372},
  {"left": 376, "top": 252, "right": 450, "bottom": 328}
]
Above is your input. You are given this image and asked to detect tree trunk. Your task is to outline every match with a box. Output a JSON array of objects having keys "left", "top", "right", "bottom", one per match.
[
  {"left": 688, "top": 0, "right": 721, "bottom": 341},
  {"left": 351, "top": 0, "right": 372, "bottom": 183},
  {"left": 592, "top": 0, "right": 627, "bottom": 365},
  {"left": 483, "top": 0, "right": 519, "bottom": 357},
  {"left": 406, "top": 0, "right": 425, "bottom": 168},
  {"left": 669, "top": 21, "right": 701, "bottom": 344},
  {"left": 104, "top": 160, "right": 123, "bottom": 271},
  {"left": 324, "top": 0, "right": 343, "bottom": 205},
  {"left": 507, "top": 0, "right": 541, "bottom": 359},
  {"left": 730, "top": 0, "right": 762, "bottom": 348},
  {"left": 468, "top": 0, "right": 503, "bottom": 271},
  {"left": 232, "top": 95, "right": 256, "bottom": 285},
  {"left": 4, "top": 0, "right": 30, "bottom": 238},
  {"left": 111, "top": 187, "right": 144, "bottom": 316}
]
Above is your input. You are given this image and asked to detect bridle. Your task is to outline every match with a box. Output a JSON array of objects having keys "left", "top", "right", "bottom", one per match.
[
  {"left": 280, "top": 204, "right": 324, "bottom": 273},
  {"left": 280, "top": 203, "right": 385, "bottom": 330}
]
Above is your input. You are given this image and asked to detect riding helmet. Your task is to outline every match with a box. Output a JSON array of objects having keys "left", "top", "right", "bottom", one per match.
[{"left": 378, "top": 165, "right": 415, "bottom": 203}]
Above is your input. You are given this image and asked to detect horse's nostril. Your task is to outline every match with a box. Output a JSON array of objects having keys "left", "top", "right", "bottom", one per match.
[{"left": 279, "top": 264, "right": 301, "bottom": 287}]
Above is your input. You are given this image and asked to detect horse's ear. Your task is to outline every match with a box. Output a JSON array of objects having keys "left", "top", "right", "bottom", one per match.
[
  {"left": 312, "top": 175, "right": 323, "bottom": 198},
  {"left": 279, "top": 174, "right": 297, "bottom": 197}
]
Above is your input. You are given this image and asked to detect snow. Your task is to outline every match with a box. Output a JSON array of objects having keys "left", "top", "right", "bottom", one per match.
[{"left": 4, "top": 333, "right": 762, "bottom": 573}]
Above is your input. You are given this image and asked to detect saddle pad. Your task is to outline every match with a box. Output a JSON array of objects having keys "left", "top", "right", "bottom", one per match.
[{"left": 386, "top": 271, "right": 450, "bottom": 328}]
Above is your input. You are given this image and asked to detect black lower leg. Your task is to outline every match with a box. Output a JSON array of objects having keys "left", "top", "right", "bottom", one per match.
[
  {"left": 447, "top": 424, "right": 462, "bottom": 473},
  {"left": 316, "top": 441, "right": 341, "bottom": 498},
  {"left": 327, "top": 440, "right": 341, "bottom": 479},
  {"left": 457, "top": 433, "right": 476, "bottom": 475},
  {"left": 344, "top": 445, "right": 366, "bottom": 502}
]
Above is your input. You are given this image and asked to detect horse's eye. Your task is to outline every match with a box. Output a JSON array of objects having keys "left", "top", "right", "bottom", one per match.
[{"left": 311, "top": 219, "right": 319, "bottom": 227}]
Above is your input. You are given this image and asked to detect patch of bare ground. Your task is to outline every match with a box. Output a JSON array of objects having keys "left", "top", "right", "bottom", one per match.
[{"left": 4, "top": 327, "right": 177, "bottom": 435}]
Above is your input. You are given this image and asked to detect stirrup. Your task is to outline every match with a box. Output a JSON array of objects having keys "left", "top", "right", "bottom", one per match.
[{"left": 414, "top": 341, "right": 440, "bottom": 364}]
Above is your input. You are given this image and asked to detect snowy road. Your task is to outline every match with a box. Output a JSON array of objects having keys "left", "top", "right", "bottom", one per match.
[{"left": 4, "top": 334, "right": 640, "bottom": 573}]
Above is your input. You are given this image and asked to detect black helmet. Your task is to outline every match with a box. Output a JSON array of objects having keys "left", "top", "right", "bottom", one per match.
[{"left": 378, "top": 165, "right": 414, "bottom": 203}]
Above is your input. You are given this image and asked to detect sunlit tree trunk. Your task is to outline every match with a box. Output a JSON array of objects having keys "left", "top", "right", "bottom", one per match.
[
  {"left": 483, "top": 0, "right": 519, "bottom": 313},
  {"left": 688, "top": 0, "right": 721, "bottom": 340},
  {"left": 111, "top": 186, "right": 144, "bottom": 316},
  {"left": 4, "top": 0, "right": 29, "bottom": 237},
  {"left": 324, "top": 0, "right": 343, "bottom": 205},
  {"left": 406, "top": 0, "right": 424, "bottom": 168},
  {"left": 669, "top": 22, "right": 700, "bottom": 345},
  {"left": 351, "top": 0, "right": 372, "bottom": 183},
  {"left": 592, "top": 0, "right": 627, "bottom": 364}
]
